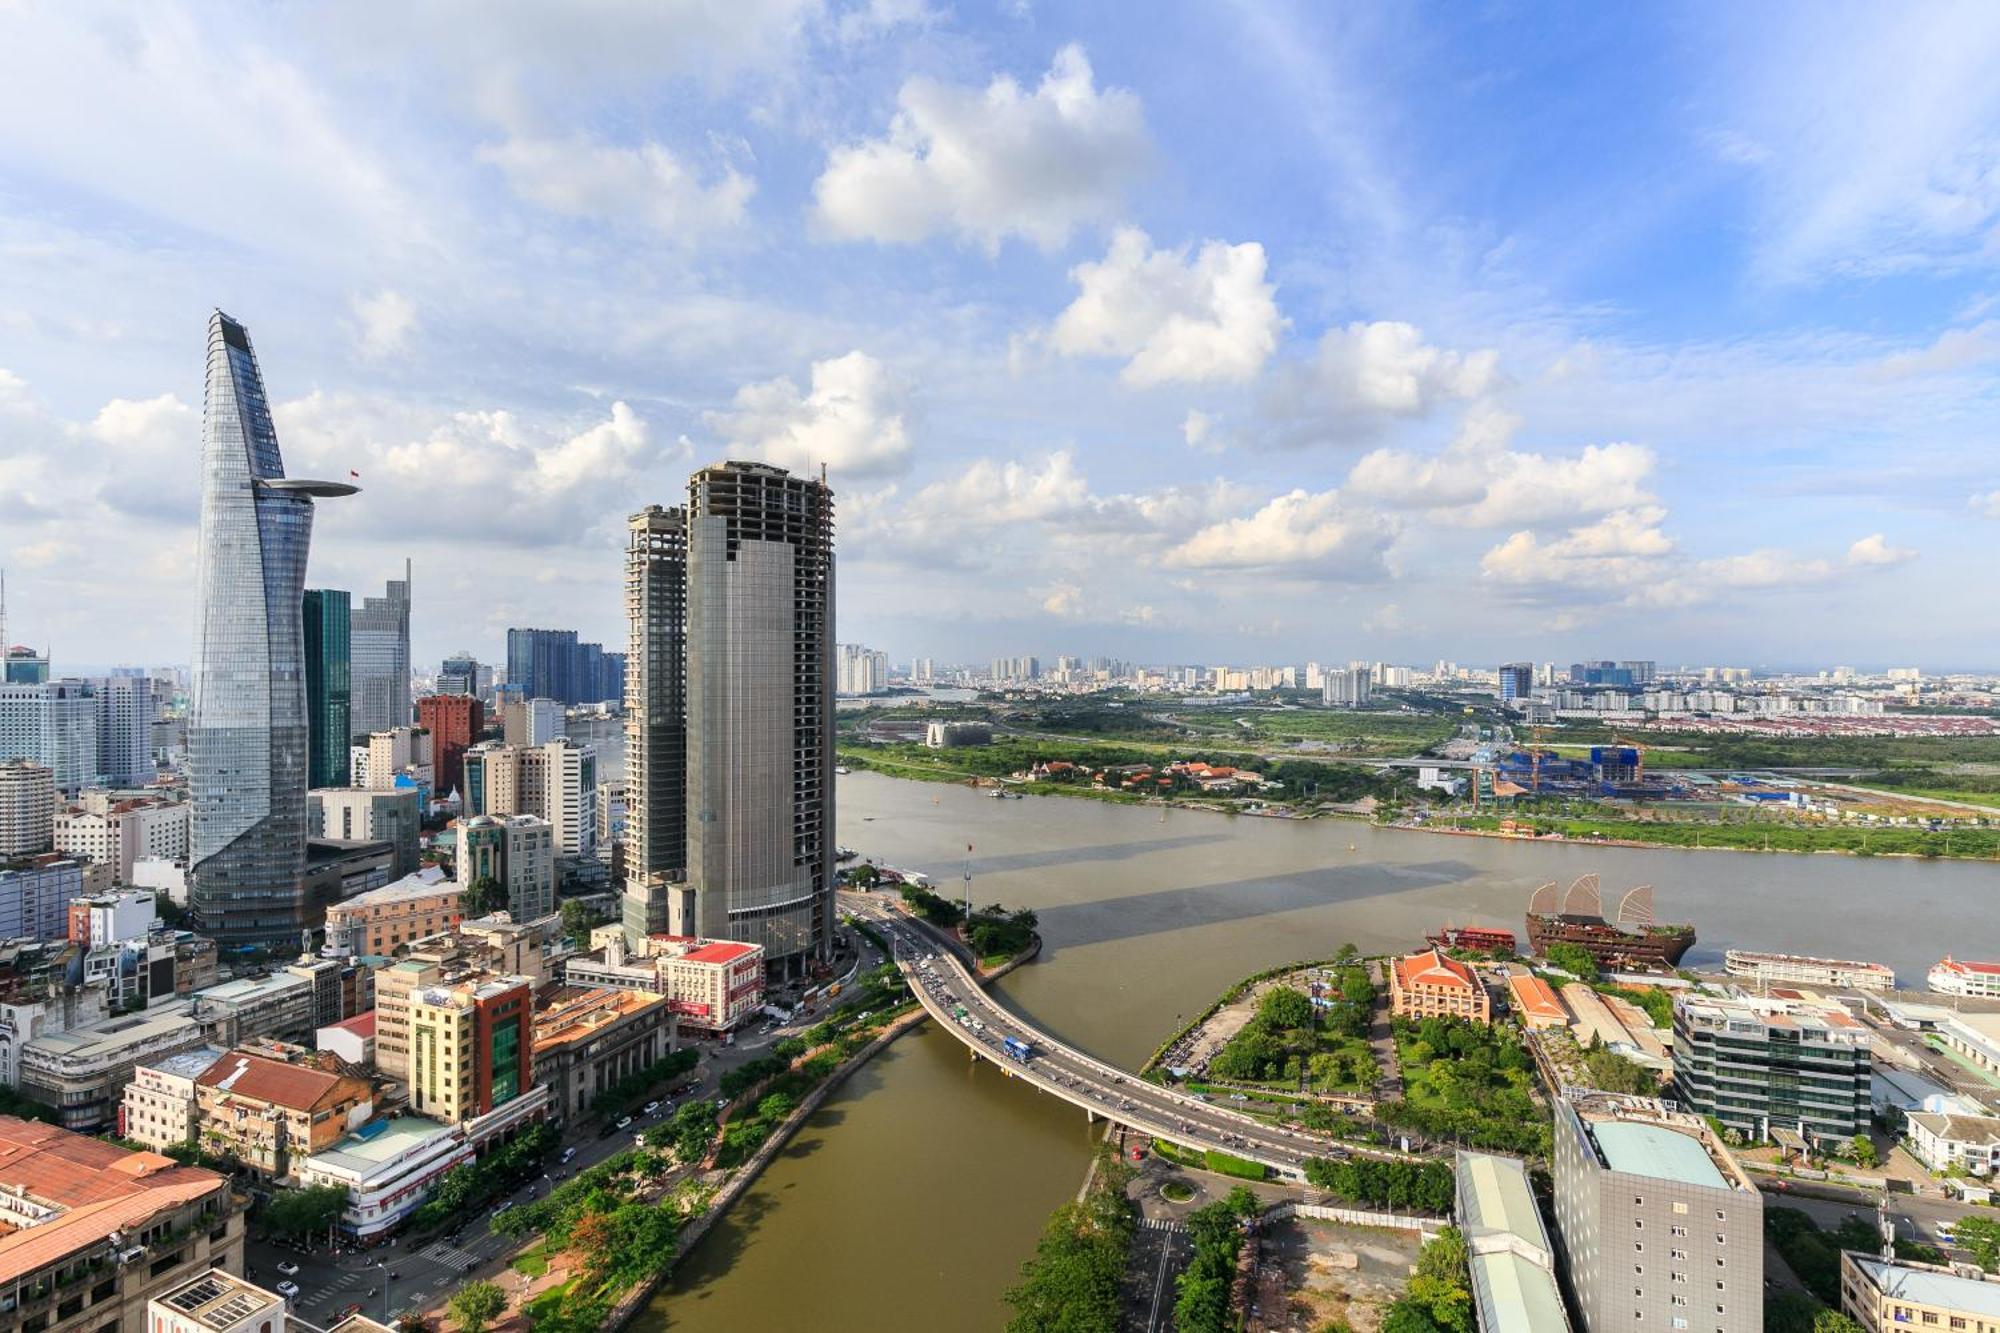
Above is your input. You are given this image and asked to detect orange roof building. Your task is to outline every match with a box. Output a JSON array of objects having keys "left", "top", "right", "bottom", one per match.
[
  {"left": 193, "top": 1050, "right": 373, "bottom": 1181},
  {"left": 0, "top": 1115, "right": 243, "bottom": 1324},
  {"left": 1506, "top": 972, "right": 1567, "bottom": 1030},
  {"left": 1390, "top": 947, "right": 1491, "bottom": 1024}
]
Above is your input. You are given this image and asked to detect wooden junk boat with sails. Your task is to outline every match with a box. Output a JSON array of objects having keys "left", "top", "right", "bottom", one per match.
[{"left": 1525, "top": 874, "right": 1695, "bottom": 971}]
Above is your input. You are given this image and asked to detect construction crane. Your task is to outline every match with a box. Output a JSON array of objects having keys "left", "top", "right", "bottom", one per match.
[{"left": 1527, "top": 723, "right": 1551, "bottom": 792}]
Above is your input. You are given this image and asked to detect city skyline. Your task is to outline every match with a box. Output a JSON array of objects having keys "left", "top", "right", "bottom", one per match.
[{"left": 1, "top": 6, "right": 1997, "bottom": 668}]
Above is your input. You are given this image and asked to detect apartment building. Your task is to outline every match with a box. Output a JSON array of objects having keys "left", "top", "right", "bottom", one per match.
[
  {"left": 1551, "top": 1092, "right": 1763, "bottom": 1333},
  {"left": 1672, "top": 994, "right": 1872, "bottom": 1148},
  {"left": 1389, "top": 947, "right": 1491, "bottom": 1023},
  {"left": 53, "top": 794, "right": 188, "bottom": 886},
  {"left": 121, "top": 1047, "right": 226, "bottom": 1152},
  {"left": 453, "top": 814, "right": 555, "bottom": 922},
  {"left": 0, "top": 1117, "right": 244, "bottom": 1333},
  {"left": 192, "top": 1047, "right": 373, "bottom": 1180},
  {"left": 323, "top": 871, "right": 462, "bottom": 958}
]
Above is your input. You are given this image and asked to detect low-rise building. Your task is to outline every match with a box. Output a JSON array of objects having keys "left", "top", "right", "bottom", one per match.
[
  {"left": 120, "top": 1046, "right": 226, "bottom": 1151},
  {"left": 1906, "top": 1111, "right": 2000, "bottom": 1178},
  {"left": 565, "top": 935, "right": 765, "bottom": 1035},
  {"left": 0, "top": 1116, "right": 244, "bottom": 1333},
  {"left": 188, "top": 972, "right": 317, "bottom": 1048},
  {"left": 1456, "top": 1149, "right": 1573, "bottom": 1333},
  {"left": 1506, "top": 972, "right": 1568, "bottom": 1030},
  {"left": 1389, "top": 947, "right": 1491, "bottom": 1023},
  {"left": 1936, "top": 1012, "right": 2000, "bottom": 1080},
  {"left": 147, "top": 1271, "right": 285, "bottom": 1333},
  {"left": 317, "top": 1012, "right": 375, "bottom": 1069},
  {"left": 1840, "top": 1252, "right": 2000, "bottom": 1333},
  {"left": 531, "top": 985, "right": 673, "bottom": 1122},
  {"left": 1551, "top": 1092, "right": 1763, "bottom": 1333},
  {"left": 20, "top": 1002, "right": 208, "bottom": 1132},
  {"left": 193, "top": 1048, "right": 373, "bottom": 1180},
  {"left": 297, "top": 1116, "right": 474, "bottom": 1242},
  {"left": 323, "top": 871, "right": 462, "bottom": 958}
]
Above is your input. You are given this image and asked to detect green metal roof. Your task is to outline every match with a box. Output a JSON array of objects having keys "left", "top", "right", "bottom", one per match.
[
  {"left": 1590, "top": 1120, "right": 1728, "bottom": 1190},
  {"left": 1458, "top": 1151, "right": 1549, "bottom": 1248},
  {"left": 1470, "top": 1252, "right": 1571, "bottom": 1333}
]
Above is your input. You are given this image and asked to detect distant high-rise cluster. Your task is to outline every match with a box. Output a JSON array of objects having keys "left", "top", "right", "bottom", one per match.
[
  {"left": 623, "top": 462, "right": 834, "bottom": 971},
  {"left": 505, "top": 627, "right": 625, "bottom": 706},
  {"left": 187, "top": 311, "right": 356, "bottom": 947},
  {"left": 836, "top": 643, "right": 888, "bottom": 696}
]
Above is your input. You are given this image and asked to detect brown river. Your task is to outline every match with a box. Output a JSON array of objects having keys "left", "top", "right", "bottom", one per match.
[{"left": 636, "top": 771, "right": 1999, "bottom": 1331}]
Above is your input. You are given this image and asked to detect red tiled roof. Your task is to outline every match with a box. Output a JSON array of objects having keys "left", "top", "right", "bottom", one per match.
[
  {"left": 327, "top": 1011, "right": 376, "bottom": 1038},
  {"left": 0, "top": 1117, "right": 227, "bottom": 1285},
  {"left": 196, "top": 1051, "right": 369, "bottom": 1113},
  {"left": 683, "top": 941, "right": 757, "bottom": 965},
  {"left": 1393, "top": 947, "right": 1477, "bottom": 992},
  {"left": 1507, "top": 973, "right": 1565, "bottom": 1019},
  {"left": 1940, "top": 958, "right": 2000, "bottom": 976}
]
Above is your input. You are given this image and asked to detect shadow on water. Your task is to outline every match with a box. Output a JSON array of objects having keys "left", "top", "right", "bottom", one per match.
[
  {"left": 1029, "top": 856, "right": 1486, "bottom": 955},
  {"left": 966, "top": 832, "right": 1232, "bottom": 876}
]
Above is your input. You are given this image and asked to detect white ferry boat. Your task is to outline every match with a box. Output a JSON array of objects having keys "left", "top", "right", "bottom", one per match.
[
  {"left": 1929, "top": 957, "right": 2000, "bottom": 998},
  {"left": 1722, "top": 949, "right": 1895, "bottom": 992}
]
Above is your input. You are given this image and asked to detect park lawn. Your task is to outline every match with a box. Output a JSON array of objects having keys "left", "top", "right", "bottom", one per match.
[{"left": 510, "top": 1243, "right": 552, "bottom": 1277}]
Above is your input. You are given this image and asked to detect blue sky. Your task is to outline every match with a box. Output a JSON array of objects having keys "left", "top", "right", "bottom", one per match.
[{"left": 1, "top": 1, "right": 1996, "bottom": 672}]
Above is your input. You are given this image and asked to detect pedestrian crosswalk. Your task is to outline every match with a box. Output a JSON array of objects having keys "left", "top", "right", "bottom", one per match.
[
  {"left": 1139, "top": 1218, "right": 1187, "bottom": 1235},
  {"left": 418, "top": 1241, "right": 483, "bottom": 1274}
]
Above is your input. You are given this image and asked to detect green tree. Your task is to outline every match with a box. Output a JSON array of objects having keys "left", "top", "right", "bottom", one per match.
[
  {"left": 560, "top": 898, "right": 603, "bottom": 942},
  {"left": 446, "top": 1281, "right": 505, "bottom": 1333},
  {"left": 460, "top": 876, "right": 504, "bottom": 917},
  {"left": 1257, "top": 986, "right": 1316, "bottom": 1031},
  {"left": 1847, "top": 1134, "right": 1878, "bottom": 1168},
  {"left": 1544, "top": 942, "right": 1599, "bottom": 979},
  {"left": 1812, "top": 1312, "right": 1866, "bottom": 1333},
  {"left": 671, "top": 1099, "right": 718, "bottom": 1163},
  {"left": 262, "top": 1183, "right": 348, "bottom": 1239}
]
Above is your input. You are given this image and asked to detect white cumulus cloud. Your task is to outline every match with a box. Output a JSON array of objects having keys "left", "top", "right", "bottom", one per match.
[
  {"left": 1259, "top": 321, "right": 1501, "bottom": 446},
  {"left": 811, "top": 44, "right": 1148, "bottom": 251},
  {"left": 350, "top": 290, "right": 418, "bottom": 359},
  {"left": 1048, "top": 228, "right": 1282, "bottom": 386},
  {"left": 705, "top": 350, "right": 911, "bottom": 480},
  {"left": 479, "top": 134, "right": 753, "bottom": 238},
  {"left": 1166, "top": 488, "right": 1396, "bottom": 575}
]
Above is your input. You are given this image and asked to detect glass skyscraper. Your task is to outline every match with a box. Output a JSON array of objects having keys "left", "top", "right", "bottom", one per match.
[
  {"left": 188, "top": 311, "right": 356, "bottom": 948},
  {"left": 350, "top": 563, "right": 411, "bottom": 736},
  {"left": 303, "top": 588, "right": 351, "bottom": 788}
]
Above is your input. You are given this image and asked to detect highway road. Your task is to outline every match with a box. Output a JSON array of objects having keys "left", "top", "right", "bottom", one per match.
[{"left": 845, "top": 895, "right": 1410, "bottom": 1182}]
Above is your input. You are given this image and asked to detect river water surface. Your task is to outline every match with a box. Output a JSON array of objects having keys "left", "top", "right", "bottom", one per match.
[{"left": 639, "top": 772, "right": 1999, "bottom": 1331}]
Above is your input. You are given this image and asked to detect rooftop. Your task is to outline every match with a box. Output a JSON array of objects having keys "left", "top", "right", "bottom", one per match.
[
  {"left": 1675, "top": 992, "right": 1868, "bottom": 1040},
  {"left": 1507, "top": 973, "right": 1566, "bottom": 1020},
  {"left": 197, "top": 1050, "right": 370, "bottom": 1113},
  {"left": 682, "top": 940, "right": 758, "bottom": 965},
  {"left": 532, "top": 986, "right": 666, "bottom": 1051},
  {"left": 145, "top": 1047, "right": 229, "bottom": 1080},
  {"left": 1589, "top": 1119, "right": 1729, "bottom": 1190},
  {"left": 193, "top": 972, "right": 307, "bottom": 1007},
  {"left": 1851, "top": 1255, "right": 2000, "bottom": 1318},
  {"left": 305, "top": 1116, "right": 458, "bottom": 1175},
  {"left": 328, "top": 870, "right": 455, "bottom": 911},
  {"left": 1457, "top": 1150, "right": 1550, "bottom": 1248},
  {"left": 1393, "top": 947, "right": 1477, "bottom": 992},
  {"left": 25, "top": 1002, "right": 200, "bottom": 1060},
  {"left": 1908, "top": 1112, "right": 2000, "bottom": 1146},
  {"left": 323, "top": 1011, "right": 376, "bottom": 1038},
  {"left": 1469, "top": 1251, "right": 1571, "bottom": 1333},
  {"left": 152, "top": 1270, "right": 285, "bottom": 1332},
  {"left": 0, "top": 1116, "right": 228, "bottom": 1285}
]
